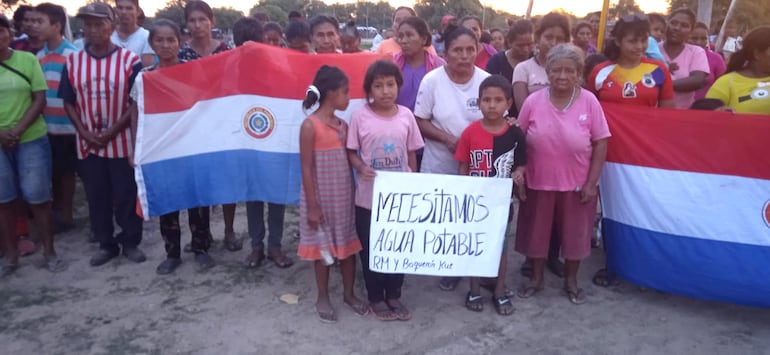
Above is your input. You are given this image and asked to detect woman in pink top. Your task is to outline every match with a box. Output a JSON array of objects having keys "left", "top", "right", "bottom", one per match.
[
  {"left": 459, "top": 15, "right": 497, "bottom": 69},
  {"left": 659, "top": 8, "right": 710, "bottom": 108},
  {"left": 515, "top": 44, "right": 611, "bottom": 305},
  {"left": 689, "top": 22, "right": 726, "bottom": 100}
]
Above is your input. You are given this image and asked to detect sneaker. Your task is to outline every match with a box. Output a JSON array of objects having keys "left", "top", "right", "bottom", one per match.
[
  {"left": 194, "top": 253, "right": 215, "bottom": 271},
  {"left": 156, "top": 258, "right": 182, "bottom": 275},
  {"left": 122, "top": 247, "right": 147, "bottom": 263},
  {"left": 90, "top": 249, "right": 119, "bottom": 266}
]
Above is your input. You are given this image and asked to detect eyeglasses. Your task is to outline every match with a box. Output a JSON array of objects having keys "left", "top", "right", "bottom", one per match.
[{"left": 620, "top": 13, "right": 649, "bottom": 23}]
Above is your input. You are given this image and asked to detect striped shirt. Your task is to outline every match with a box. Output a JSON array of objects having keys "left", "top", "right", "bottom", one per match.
[
  {"left": 37, "top": 40, "right": 79, "bottom": 135},
  {"left": 58, "top": 46, "right": 142, "bottom": 159}
]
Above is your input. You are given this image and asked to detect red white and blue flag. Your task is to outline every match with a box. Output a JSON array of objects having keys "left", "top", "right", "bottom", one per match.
[
  {"left": 600, "top": 103, "right": 770, "bottom": 307},
  {"left": 133, "top": 43, "right": 377, "bottom": 217}
]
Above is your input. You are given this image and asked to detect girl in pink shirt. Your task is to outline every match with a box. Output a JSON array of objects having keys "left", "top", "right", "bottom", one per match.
[{"left": 347, "top": 60, "right": 425, "bottom": 321}]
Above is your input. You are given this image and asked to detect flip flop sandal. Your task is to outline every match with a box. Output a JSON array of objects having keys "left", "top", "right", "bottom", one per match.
[
  {"left": 369, "top": 303, "right": 398, "bottom": 321},
  {"left": 439, "top": 277, "right": 461, "bottom": 291},
  {"left": 592, "top": 268, "right": 621, "bottom": 287},
  {"left": 465, "top": 292, "right": 483, "bottom": 312},
  {"left": 315, "top": 304, "right": 338, "bottom": 324},
  {"left": 223, "top": 233, "right": 243, "bottom": 252},
  {"left": 493, "top": 296, "right": 514, "bottom": 316},
  {"left": 267, "top": 252, "right": 294, "bottom": 268},
  {"left": 244, "top": 251, "right": 265, "bottom": 269},
  {"left": 44, "top": 256, "right": 68, "bottom": 273},
  {"left": 344, "top": 300, "right": 370, "bottom": 317},
  {"left": 516, "top": 284, "right": 544, "bottom": 299},
  {"left": 563, "top": 288, "right": 587, "bottom": 305},
  {"left": 386, "top": 300, "right": 412, "bottom": 321}
]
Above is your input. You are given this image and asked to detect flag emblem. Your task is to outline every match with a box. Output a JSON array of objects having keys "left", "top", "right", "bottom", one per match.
[{"left": 243, "top": 107, "right": 275, "bottom": 139}]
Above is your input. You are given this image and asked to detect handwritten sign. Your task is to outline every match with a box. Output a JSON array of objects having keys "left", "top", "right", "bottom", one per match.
[{"left": 369, "top": 171, "right": 512, "bottom": 277}]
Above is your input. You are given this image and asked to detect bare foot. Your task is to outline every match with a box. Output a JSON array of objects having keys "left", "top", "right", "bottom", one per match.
[
  {"left": 315, "top": 299, "right": 336, "bottom": 323},
  {"left": 343, "top": 295, "right": 368, "bottom": 316}
]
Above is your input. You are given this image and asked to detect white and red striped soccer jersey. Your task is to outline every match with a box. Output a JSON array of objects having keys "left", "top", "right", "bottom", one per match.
[{"left": 59, "top": 47, "right": 141, "bottom": 159}]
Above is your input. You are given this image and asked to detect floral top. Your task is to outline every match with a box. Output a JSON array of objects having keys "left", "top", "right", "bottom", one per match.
[{"left": 177, "top": 41, "right": 231, "bottom": 61}]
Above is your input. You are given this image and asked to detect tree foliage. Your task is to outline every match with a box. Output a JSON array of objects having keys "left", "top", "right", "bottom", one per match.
[
  {"left": 213, "top": 7, "right": 243, "bottom": 29},
  {"left": 155, "top": 0, "right": 187, "bottom": 28},
  {"left": 415, "top": 0, "right": 516, "bottom": 31},
  {"left": 609, "top": 0, "right": 643, "bottom": 18},
  {"left": 668, "top": 0, "right": 770, "bottom": 32}
]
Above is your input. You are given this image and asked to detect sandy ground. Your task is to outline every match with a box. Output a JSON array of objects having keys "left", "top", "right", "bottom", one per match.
[{"left": 2, "top": 185, "right": 770, "bottom": 355}]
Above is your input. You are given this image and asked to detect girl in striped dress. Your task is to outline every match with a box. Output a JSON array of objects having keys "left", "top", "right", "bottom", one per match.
[{"left": 298, "top": 65, "right": 368, "bottom": 323}]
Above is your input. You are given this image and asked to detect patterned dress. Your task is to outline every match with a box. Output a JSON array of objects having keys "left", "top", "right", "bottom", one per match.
[{"left": 297, "top": 116, "right": 361, "bottom": 261}]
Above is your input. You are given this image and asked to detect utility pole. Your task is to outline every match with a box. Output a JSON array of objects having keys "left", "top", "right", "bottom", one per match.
[{"left": 526, "top": 0, "right": 534, "bottom": 19}]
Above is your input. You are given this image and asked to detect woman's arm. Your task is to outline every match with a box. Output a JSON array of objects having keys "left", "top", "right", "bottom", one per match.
[
  {"left": 416, "top": 118, "right": 458, "bottom": 153},
  {"left": 672, "top": 71, "right": 707, "bottom": 92},
  {"left": 513, "top": 82, "right": 529, "bottom": 113},
  {"left": 11, "top": 91, "right": 46, "bottom": 139},
  {"left": 580, "top": 138, "right": 608, "bottom": 203}
]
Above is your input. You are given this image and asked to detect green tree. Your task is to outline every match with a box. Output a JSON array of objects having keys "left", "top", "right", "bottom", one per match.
[
  {"left": 155, "top": 0, "right": 187, "bottom": 28},
  {"left": 416, "top": 0, "right": 514, "bottom": 32},
  {"left": 212, "top": 7, "right": 243, "bottom": 30},
  {"left": 610, "top": 0, "right": 643, "bottom": 18},
  {"left": 249, "top": 4, "right": 288, "bottom": 23}
]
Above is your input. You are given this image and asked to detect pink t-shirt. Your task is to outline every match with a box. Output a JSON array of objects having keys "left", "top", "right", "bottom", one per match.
[
  {"left": 347, "top": 104, "right": 425, "bottom": 209},
  {"left": 659, "top": 43, "right": 710, "bottom": 109},
  {"left": 512, "top": 57, "right": 549, "bottom": 94},
  {"left": 695, "top": 49, "right": 727, "bottom": 100},
  {"left": 518, "top": 88, "right": 611, "bottom": 191}
]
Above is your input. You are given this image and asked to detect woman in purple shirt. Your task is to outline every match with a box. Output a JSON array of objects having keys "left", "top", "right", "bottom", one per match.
[{"left": 393, "top": 16, "right": 445, "bottom": 169}]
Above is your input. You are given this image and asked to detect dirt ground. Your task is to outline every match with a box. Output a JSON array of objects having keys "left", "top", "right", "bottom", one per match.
[{"left": 2, "top": 186, "right": 769, "bottom": 355}]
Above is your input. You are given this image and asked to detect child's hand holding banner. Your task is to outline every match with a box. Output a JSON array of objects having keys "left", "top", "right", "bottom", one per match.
[{"left": 369, "top": 171, "right": 512, "bottom": 277}]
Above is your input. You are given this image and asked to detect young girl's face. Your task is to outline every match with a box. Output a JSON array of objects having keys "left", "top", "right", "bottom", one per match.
[
  {"left": 328, "top": 84, "right": 350, "bottom": 111},
  {"left": 479, "top": 87, "right": 512, "bottom": 121},
  {"left": 340, "top": 33, "right": 361, "bottom": 53},
  {"left": 650, "top": 20, "right": 666, "bottom": 42},
  {"left": 368, "top": 75, "right": 399, "bottom": 109},
  {"left": 265, "top": 30, "right": 282, "bottom": 47},
  {"left": 150, "top": 26, "right": 181, "bottom": 62}
]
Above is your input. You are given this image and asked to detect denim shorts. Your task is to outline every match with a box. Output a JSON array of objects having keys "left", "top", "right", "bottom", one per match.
[{"left": 0, "top": 136, "right": 53, "bottom": 204}]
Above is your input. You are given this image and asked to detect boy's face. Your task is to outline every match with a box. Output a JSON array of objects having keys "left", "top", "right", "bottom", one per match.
[
  {"left": 479, "top": 87, "right": 512, "bottom": 120},
  {"left": 27, "top": 11, "right": 60, "bottom": 42},
  {"left": 650, "top": 20, "right": 666, "bottom": 42}
]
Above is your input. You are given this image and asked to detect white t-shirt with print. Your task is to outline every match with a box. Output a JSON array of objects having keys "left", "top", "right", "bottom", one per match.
[
  {"left": 111, "top": 27, "right": 154, "bottom": 57},
  {"left": 414, "top": 66, "right": 490, "bottom": 174}
]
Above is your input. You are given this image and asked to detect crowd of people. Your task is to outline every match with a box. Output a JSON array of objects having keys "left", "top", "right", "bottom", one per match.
[{"left": 1, "top": 0, "right": 769, "bottom": 324}]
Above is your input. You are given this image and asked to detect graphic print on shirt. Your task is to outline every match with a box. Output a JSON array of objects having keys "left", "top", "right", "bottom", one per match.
[
  {"left": 594, "top": 61, "right": 666, "bottom": 102},
  {"left": 466, "top": 126, "right": 524, "bottom": 177},
  {"left": 741, "top": 82, "right": 770, "bottom": 103},
  {"left": 370, "top": 135, "right": 407, "bottom": 171}
]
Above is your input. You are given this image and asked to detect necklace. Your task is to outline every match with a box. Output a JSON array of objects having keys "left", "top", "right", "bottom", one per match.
[{"left": 548, "top": 86, "right": 577, "bottom": 111}]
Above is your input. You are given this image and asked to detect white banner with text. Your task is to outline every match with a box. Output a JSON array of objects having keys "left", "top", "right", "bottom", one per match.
[{"left": 369, "top": 171, "right": 512, "bottom": 277}]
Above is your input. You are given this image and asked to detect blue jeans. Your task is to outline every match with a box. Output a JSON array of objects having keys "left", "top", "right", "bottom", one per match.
[
  {"left": 246, "top": 201, "right": 285, "bottom": 252},
  {"left": 0, "top": 136, "right": 52, "bottom": 204}
]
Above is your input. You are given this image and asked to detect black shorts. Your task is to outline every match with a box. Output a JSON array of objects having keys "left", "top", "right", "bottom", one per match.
[{"left": 48, "top": 134, "right": 78, "bottom": 176}]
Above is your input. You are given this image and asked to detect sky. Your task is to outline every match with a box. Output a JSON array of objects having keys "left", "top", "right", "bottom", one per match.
[{"left": 26, "top": 0, "right": 669, "bottom": 18}]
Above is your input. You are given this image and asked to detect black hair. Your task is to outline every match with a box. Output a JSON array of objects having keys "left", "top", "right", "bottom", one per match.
[
  {"left": 695, "top": 22, "right": 708, "bottom": 31},
  {"left": 726, "top": 25, "right": 770, "bottom": 73},
  {"left": 479, "top": 75, "right": 513, "bottom": 100},
  {"left": 392, "top": 6, "right": 416, "bottom": 20},
  {"left": 341, "top": 21, "right": 359, "bottom": 39},
  {"left": 399, "top": 16, "right": 431, "bottom": 47},
  {"left": 34, "top": 3, "right": 67, "bottom": 36},
  {"left": 507, "top": 19, "right": 534, "bottom": 43},
  {"left": 264, "top": 22, "right": 282, "bottom": 35},
  {"left": 480, "top": 31, "right": 492, "bottom": 44},
  {"left": 604, "top": 15, "right": 650, "bottom": 61},
  {"left": 149, "top": 18, "right": 181, "bottom": 43},
  {"left": 12, "top": 5, "right": 33, "bottom": 33},
  {"left": 573, "top": 21, "right": 592, "bottom": 37},
  {"left": 251, "top": 11, "right": 269, "bottom": 22},
  {"left": 669, "top": 8, "right": 696, "bottom": 27},
  {"left": 232, "top": 17, "right": 263, "bottom": 47},
  {"left": 690, "top": 98, "right": 726, "bottom": 110},
  {"left": 184, "top": 0, "right": 213, "bottom": 22},
  {"left": 303, "top": 65, "right": 349, "bottom": 110},
  {"left": 363, "top": 60, "right": 403, "bottom": 100},
  {"left": 285, "top": 20, "right": 311, "bottom": 42},
  {"left": 442, "top": 23, "right": 477, "bottom": 52},
  {"left": 460, "top": 15, "right": 483, "bottom": 31},
  {"left": 648, "top": 13, "right": 666, "bottom": 25},
  {"left": 584, "top": 53, "right": 608, "bottom": 82},
  {"left": 0, "top": 14, "right": 10, "bottom": 31},
  {"left": 535, "top": 12, "right": 570, "bottom": 40},
  {"left": 490, "top": 28, "right": 503, "bottom": 36},
  {"left": 309, "top": 15, "right": 339, "bottom": 34},
  {"left": 288, "top": 11, "right": 302, "bottom": 20}
]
